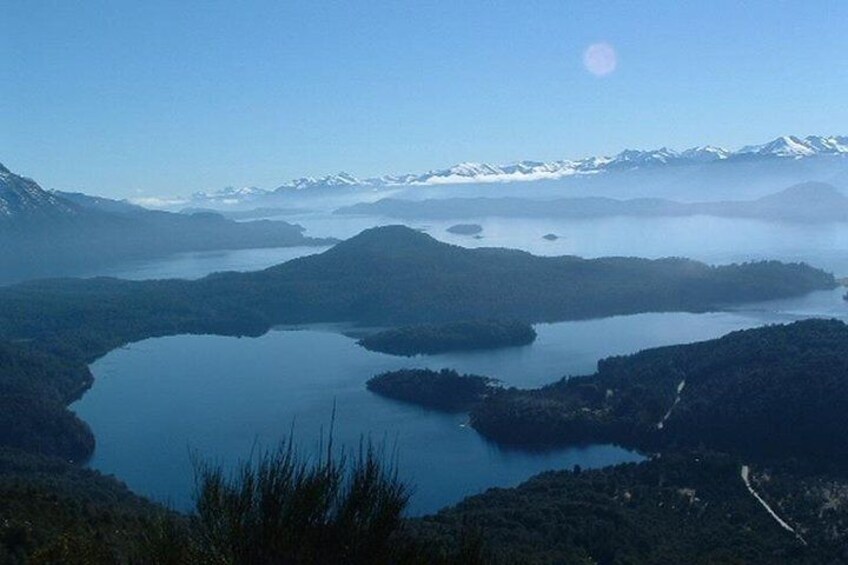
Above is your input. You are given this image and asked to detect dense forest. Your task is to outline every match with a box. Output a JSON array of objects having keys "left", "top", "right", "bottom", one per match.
[
  {"left": 357, "top": 320, "right": 848, "bottom": 562},
  {"left": 470, "top": 319, "right": 848, "bottom": 470},
  {"left": 0, "top": 342, "right": 94, "bottom": 462},
  {"left": 0, "top": 447, "right": 162, "bottom": 563},
  {"left": 367, "top": 369, "right": 496, "bottom": 412},
  {"left": 413, "top": 452, "right": 848, "bottom": 564},
  {"left": 358, "top": 320, "right": 537, "bottom": 356}
]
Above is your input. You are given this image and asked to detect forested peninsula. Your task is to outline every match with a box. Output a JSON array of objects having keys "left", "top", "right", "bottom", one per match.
[
  {"left": 367, "top": 369, "right": 495, "bottom": 411},
  {"left": 362, "top": 319, "right": 848, "bottom": 472},
  {"left": 470, "top": 319, "right": 848, "bottom": 469}
]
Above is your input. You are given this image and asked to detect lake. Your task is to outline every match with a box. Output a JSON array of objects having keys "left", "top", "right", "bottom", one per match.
[
  {"left": 67, "top": 212, "right": 848, "bottom": 516},
  {"left": 93, "top": 213, "right": 848, "bottom": 282},
  {"left": 79, "top": 245, "right": 330, "bottom": 281},
  {"left": 72, "top": 287, "right": 848, "bottom": 516}
]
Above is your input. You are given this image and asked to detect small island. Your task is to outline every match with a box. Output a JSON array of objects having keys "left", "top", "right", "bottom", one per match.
[
  {"left": 446, "top": 223, "right": 483, "bottom": 235},
  {"left": 358, "top": 320, "right": 537, "bottom": 357},
  {"left": 542, "top": 233, "right": 559, "bottom": 241},
  {"left": 367, "top": 369, "right": 496, "bottom": 412}
]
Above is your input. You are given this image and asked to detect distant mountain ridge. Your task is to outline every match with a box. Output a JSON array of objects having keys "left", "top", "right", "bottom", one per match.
[
  {"left": 337, "top": 181, "right": 848, "bottom": 223},
  {"left": 0, "top": 163, "right": 334, "bottom": 285},
  {"left": 54, "top": 190, "right": 149, "bottom": 216},
  {"left": 192, "top": 135, "right": 848, "bottom": 201}
]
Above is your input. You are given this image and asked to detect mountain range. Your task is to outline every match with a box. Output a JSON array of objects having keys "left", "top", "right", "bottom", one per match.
[
  {"left": 0, "top": 163, "right": 333, "bottom": 285},
  {"left": 191, "top": 135, "right": 848, "bottom": 201}
]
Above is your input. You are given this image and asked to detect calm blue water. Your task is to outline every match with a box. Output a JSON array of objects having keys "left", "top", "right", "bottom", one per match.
[
  {"left": 65, "top": 213, "right": 848, "bottom": 516},
  {"left": 80, "top": 246, "right": 330, "bottom": 281},
  {"left": 73, "top": 287, "right": 848, "bottom": 516}
]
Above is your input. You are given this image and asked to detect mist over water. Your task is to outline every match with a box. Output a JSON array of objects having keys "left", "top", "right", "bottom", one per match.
[
  {"left": 83, "top": 246, "right": 330, "bottom": 281},
  {"left": 296, "top": 214, "right": 848, "bottom": 273},
  {"left": 95, "top": 213, "right": 848, "bottom": 282}
]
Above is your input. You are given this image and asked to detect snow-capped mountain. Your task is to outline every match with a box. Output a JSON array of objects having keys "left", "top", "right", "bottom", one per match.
[
  {"left": 191, "top": 185, "right": 267, "bottom": 202},
  {"left": 191, "top": 134, "right": 848, "bottom": 202},
  {"left": 679, "top": 145, "right": 732, "bottom": 162},
  {"left": 0, "top": 162, "right": 80, "bottom": 222},
  {"left": 739, "top": 135, "right": 817, "bottom": 158},
  {"left": 804, "top": 135, "right": 848, "bottom": 154},
  {"left": 738, "top": 135, "right": 848, "bottom": 158},
  {"left": 607, "top": 148, "right": 680, "bottom": 168},
  {"left": 282, "top": 172, "right": 362, "bottom": 191}
]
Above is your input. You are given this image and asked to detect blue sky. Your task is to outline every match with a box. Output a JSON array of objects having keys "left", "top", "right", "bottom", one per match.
[{"left": 3, "top": 0, "right": 847, "bottom": 198}]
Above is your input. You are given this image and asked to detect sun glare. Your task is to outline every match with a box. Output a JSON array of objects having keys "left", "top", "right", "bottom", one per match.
[{"left": 583, "top": 42, "right": 617, "bottom": 77}]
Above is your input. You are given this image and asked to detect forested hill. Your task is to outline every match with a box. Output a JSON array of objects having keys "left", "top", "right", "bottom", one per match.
[
  {"left": 0, "top": 226, "right": 835, "bottom": 360},
  {"left": 250, "top": 226, "right": 834, "bottom": 324},
  {"left": 413, "top": 452, "right": 848, "bottom": 564},
  {"left": 472, "top": 319, "right": 848, "bottom": 469}
]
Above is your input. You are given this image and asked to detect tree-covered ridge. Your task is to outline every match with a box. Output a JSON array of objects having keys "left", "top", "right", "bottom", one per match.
[
  {"left": 358, "top": 320, "right": 537, "bottom": 356},
  {"left": 471, "top": 319, "right": 848, "bottom": 469},
  {"left": 0, "top": 342, "right": 94, "bottom": 461},
  {"left": 253, "top": 226, "right": 835, "bottom": 325},
  {"left": 367, "top": 369, "right": 496, "bottom": 412},
  {"left": 0, "top": 447, "right": 162, "bottom": 564},
  {"left": 413, "top": 452, "right": 848, "bottom": 564},
  {"left": 0, "top": 226, "right": 835, "bottom": 359}
]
